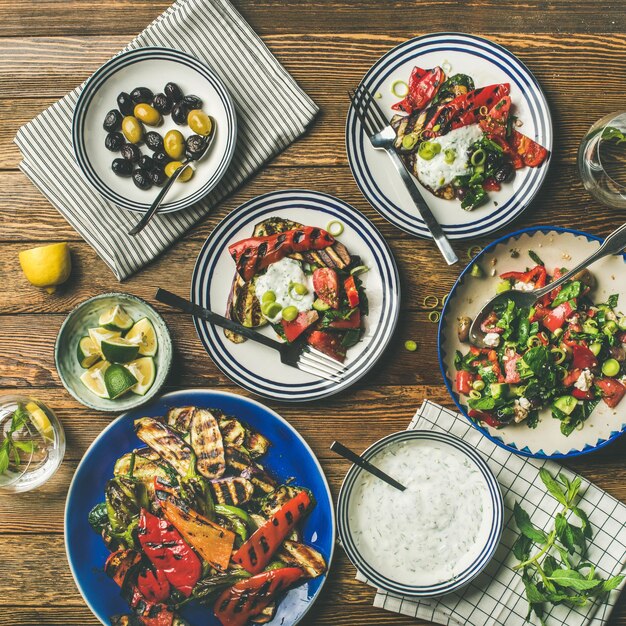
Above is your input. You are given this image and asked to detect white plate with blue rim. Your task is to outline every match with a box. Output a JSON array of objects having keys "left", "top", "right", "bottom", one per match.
[
  {"left": 191, "top": 189, "right": 401, "bottom": 402},
  {"left": 72, "top": 46, "right": 237, "bottom": 213},
  {"left": 336, "top": 429, "right": 503, "bottom": 597},
  {"left": 439, "top": 226, "right": 626, "bottom": 458},
  {"left": 346, "top": 32, "right": 552, "bottom": 240}
]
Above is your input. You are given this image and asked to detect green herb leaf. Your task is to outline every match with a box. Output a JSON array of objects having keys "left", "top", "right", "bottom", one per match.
[
  {"left": 528, "top": 250, "right": 544, "bottom": 266},
  {"left": 512, "top": 534, "right": 532, "bottom": 561},
  {"left": 548, "top": 569, "right": 602, "bottom": 592},
  {"left": 600, "top": 575, "right": 625, "bottom": 594},
  {"left": 0, "top": 446, "right": 9, "bottom": 474},
  {"left": 555, "top": 513, "right": 576, "bottom": 554},
  {"left": 12, "top": 439, "right": 35, "bottom": 454},
  {"left": 523, "top": 577, "right": 547, "bottom": 603},
  {"left": 552, "top": 281, "right": 582, "bottom": 308},
  {"left": 514, "top": 502, "right": 548, "bottom": 544},
  {"left": 10, "top": 404, "right": 29, "bottom": 434},
  {"left": 539, "top": 468, "right": 567, "bottom": 506},
  {"left": 567, "top": 476, "right": 582, "bottom": 504}
]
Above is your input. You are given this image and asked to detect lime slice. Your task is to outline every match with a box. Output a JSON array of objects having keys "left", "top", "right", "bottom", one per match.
[
  {"left": 88, "top": 327, "right": 121, "bottom": 356},
  {"left": 101, "top": 337, "right": 140, "bottom": 363},
  {"left": 104, "top": 363, "right": 138, "bottom": 400},
  {"left": 80, "top": 360, "right": 111, "bottom": 398},
  {"left": 25, "top": 401, "right": 54, "bottom": 439},
  {"left": 124, "top": 318, "right": 158, "bottom": 356},
  {"left": 77, "top": 336, "right": 100, "bottom": 368},
  {"left": 125, "top": 357, "right": 156, "bottom": 396},
  {"left": 99, "top": 304, "right": 134, "bottom": 332}
]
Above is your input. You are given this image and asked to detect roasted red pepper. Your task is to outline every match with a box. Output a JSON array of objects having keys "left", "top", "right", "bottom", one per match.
[
  {"left": 509, "top": 130, "right": 549, "bottom": 167},
  {"left": 456, "top": 370, "right": 474, "bottom": 394},
  {"left": 490, "top": 134, "right": 524, "bottom": 169},
  {"left": 214, "top": 567, "right": 305, "bottom": 626},
  {"left": 344, "top": 275, "right": 360, "bottom": 308},
  {"left": 571, "top": 344, "right": 599, "bottom": 371},
  {"left": 233, "top": 491, "right": 312, "bottom": 575},
  {"left": 541, "top": 301, "right": 575, "bottom": 332},
  {"left": 282, "top": 310, "right": 319, "bottom": 343},
  {"left": 391, "top": 66, "right": 444, "bottom": 114},
  {"left": 138, "top": 508, "right": 201, "bottom": 597},
  {"left": 137, "top": 565, "right": 171, "bottom": 604},
  {"left": 597, "top": 378, "right": 626, "bottom": 408},
  {"left": 479, "top": 95, "right": 511, "bottom": 138},
  {"left": 125, "top": 585, "right": 175, "bottom": 626},
  {"left": 229, "top": 227, "right": 335, "bottom": 281},
  {"left": 500, "top": 264, "right": 547, "bottom": 288}
]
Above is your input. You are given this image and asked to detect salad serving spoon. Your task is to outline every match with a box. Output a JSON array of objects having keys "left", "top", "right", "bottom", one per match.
[{"left": 469, "top": 222, "right": 626, "bottom": 347}]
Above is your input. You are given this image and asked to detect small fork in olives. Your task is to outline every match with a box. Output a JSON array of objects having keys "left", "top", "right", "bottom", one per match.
[
  {"left": 111, "top": 158, "right": 133, "bottom": 177},
  {"left": 103, "top": 109, "right": 123, "bottom": 132},
  {"left": 105, "top": 132, "right": 125, "bottom": 152}
]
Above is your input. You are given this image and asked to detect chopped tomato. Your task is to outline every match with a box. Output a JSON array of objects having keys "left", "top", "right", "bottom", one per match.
[
  {"left": 456, "top": 370, "right": 474, "bottom": 394},
  {"left": 482, "top": 177, "right": 501, "bottom": 192},
  {"left": 468, "top": 408, "right": 504, "bottom": 428},
  {"left": 344, "top": 275, "right": 360, "bottom": 307},
  {"left": 572, "top": 388, "right": 594, "bottom": 401},
  {"left": 571, "top": 344, "right": 599, "bottom": 370},
  {"left": 563, "top": 368, "right": 582, "bottom": 388},
  {"left": 282, "top": 310, "right": 319, "bottom": 342},
  {"left": 542, "top": 301, "right": 575, "bottom": 332},
  {"left": 530, "top": 304, "right": 548, "bottom": 323},
  {"left": 328, "top": 308, "right": 361, "bottom": 329},
  {"left": 509, "top": 130, "right": 549, "bottom": 167},
  {"left": 504, "top": 351, "right": 522, "bottom": 384},
  {"left": 313, "top": 268, "right": 339, "bottom": 309},
  {"left": 596, "top": 378, "right": 626, "bottom": 408},
  {"left": 500, "top": 265, "right": 547, "bottom": 288},
  {"left": 307, "top": 330, "right": 346, "bottom": 362}
]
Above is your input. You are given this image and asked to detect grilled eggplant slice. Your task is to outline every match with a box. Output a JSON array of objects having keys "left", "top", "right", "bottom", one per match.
[
  {"left": 252, "top": 217, "right": 300, "bottom": 237},
  {"left": 241, "top": 464, "right": 277, "bottom": 494},
  {"left": 190, "top": 408, "right": 226, "bottom": 479},
  {"left": 277, "top": 540, "right": 327, "bottom": 578},
  {"left": 260, "top": 485, "right": 307, "bottom": 518},
  {"left": 218, "top": 415, "right": 247, "bottom": 447},
  {"left": 166, "top": 406, "right": 196, "bottom": 433},
  {"left": 232, "top": 280, "right": 265, "bottom": 328},
  {"left": 211, "top": 477, "right": 254, "bottom": 506},
  {"left": 225, "top": 446, "right": 252, "bottom": 472},
  {"left": 134, "top": 417, "right": 194, "bottom": 477},
  {"left": 245, "top": 429, "right": 271, "bottom": 458}
]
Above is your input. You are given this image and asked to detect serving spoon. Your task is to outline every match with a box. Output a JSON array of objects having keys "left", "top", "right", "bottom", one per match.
[
  {"left": 469, "top": 222, "right": 626, "bottom": 347},
  {"left": 128, "top": 117, "right": 216, "bottom": 236}
]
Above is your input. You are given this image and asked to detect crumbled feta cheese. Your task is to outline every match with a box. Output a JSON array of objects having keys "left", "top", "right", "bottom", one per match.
[
  {"left": 514, "top": 281, "right": 535, "bottom": 292},
  {"left": 574, "top": 369, "right": 594, "bottom": 392},
  {"left": 514, "top": 399, "right": 530, "bottom": 423},
  {"left": 519, "top": 397, "right": 531, "bottom": 410},
  {"left": 483, "top": 332, "right": 501, "bottom": 347}
]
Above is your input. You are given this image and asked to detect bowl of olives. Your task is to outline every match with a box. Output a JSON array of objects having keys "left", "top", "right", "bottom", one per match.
[{"left": 72, "top": 47, "right": 237, "bottom": 213}]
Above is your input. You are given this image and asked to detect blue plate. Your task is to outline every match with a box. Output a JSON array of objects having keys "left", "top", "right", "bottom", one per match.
[
  {"left": 346, "top": 32, "right": 552, "bottom": 240},
  {"left": 65, "top": 389, "right": 335, "bottom": 625},
  {"left": 191, "top": 189, "right": 400, "bottom": 402},
  {"left": 438, "top": 226, "right": 626, "bottom": 458},
  {"left": 337, "top": 430, "right": 503, "bottom": 596}
]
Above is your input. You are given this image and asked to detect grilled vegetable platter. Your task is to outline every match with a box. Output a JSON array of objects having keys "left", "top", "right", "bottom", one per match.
[
  {"left": 224, "top": 216, "right": 369, "bottom": 364},
  {"left": 66, "top": 389, "right": 334, "bottom": 626}
]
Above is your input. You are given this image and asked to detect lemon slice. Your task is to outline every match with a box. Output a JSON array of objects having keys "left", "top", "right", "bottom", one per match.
[
  {"left": 99, "top": 304, "right": 134, "bottom": 332},
  {"left": 25, "top": 401, "right": 54, "bottom": 439},
  {"left": 18, "top": 242, "right": 72, "bottom": 294},
  {"left": 88, "top": 327, "right": 121, "bottom": 356},
  {"left": 104, "top": 364, "right": 138, "bottom": 399},
  {"left": 77, "top": 336, "right": 100, "bottom": 369},
  {"left": 101, "top": 337, "right": 140, "bottom": 363},
  {"left": 80, "top": 360, "right": 111, "bottom": 398},
  {"left": 125, "top": 357, "right": 156, "bottom": 396},
  {"left": 124, "top": 318, "right": 158, "bottom": 356}
]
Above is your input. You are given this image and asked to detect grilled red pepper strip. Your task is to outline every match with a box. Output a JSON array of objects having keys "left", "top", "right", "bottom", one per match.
[
  {"left": 126, "top": 586, "right": 175, "bottom": 626},
  {"left": 232, "top": 491, "right": 312, "bottom": 575},
  {"left": 214, "top": 567, "right": 305, "bottom": 626},
  {"left": 229, "top": 227, "right": 335, "bottom": 282},
  {"left": 424, "top": 83, "right": 510, "bottom": 135},
  {"left": 138, "top": 508, "right": 201, "bottom": 597},
  {"left": 509, "top": 130, "right": 549, "bottom": 167},
  {"left": 500, "top": 265, "right": 547, "bottom": 288},
  {"left": 392, "top": 66, "right": 444, "bottom": 114},
  {"left": 344, "top": 275, "right": 360, "bottom": 307}
]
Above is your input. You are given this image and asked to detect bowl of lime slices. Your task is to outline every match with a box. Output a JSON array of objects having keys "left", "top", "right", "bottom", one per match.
[{"left": 55, "top": 293, "right": 172, "bottom": 412}]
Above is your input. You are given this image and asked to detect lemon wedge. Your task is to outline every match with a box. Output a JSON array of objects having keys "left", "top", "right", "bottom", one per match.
[
  {"left": 18, "top": 243, "right": 71, "bottom": 294},
  {"left": 25, "top": 401, "right": 54, "bottom": 439}
]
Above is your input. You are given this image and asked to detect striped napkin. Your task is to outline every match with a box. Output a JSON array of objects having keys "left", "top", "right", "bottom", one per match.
[
  {"left": 14, "top": 0, "right": 318, "bottom": 280},
  {"left": 355, "top": 400, "right": 626, "bottom": 626}
]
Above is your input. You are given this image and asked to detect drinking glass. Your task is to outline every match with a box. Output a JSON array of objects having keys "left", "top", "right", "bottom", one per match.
[
  {"left": 0, "top": 395, "right": 65, "bottom": 493},
  {"left": 578, "top": 111, "right": 626, "bottom": 209}
]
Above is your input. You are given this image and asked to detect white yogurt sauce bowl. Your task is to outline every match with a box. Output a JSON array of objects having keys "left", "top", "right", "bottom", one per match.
[{"left": 337, "top": 430, "right": 503, "bottom": 597}]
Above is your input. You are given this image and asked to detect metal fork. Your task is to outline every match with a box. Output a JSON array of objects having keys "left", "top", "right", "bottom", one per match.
[
  {"left": 348, "top": 84, "right": 458, "bottom": 265},
  {"left": 155, "top": 288, "right": 345, "bottom": 382}
]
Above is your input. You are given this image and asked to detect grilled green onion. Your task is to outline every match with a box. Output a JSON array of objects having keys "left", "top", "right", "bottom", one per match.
[
  {"left": 444, "top": 148, "right": 456, "bottom": 164},
  {"left": 469, "top": 389, "right": 482, "bottom": 400},
  {"left": 472, "top": 380, "right": 485, "bottom": 391},
  {"left": 402, "top": 133, "right": 420, "bottom": 150},
  {"left": 290, "top": 282, "right": 309, "bottom": 296},
  {"left": 527, "top": 335, "right": 542, "bottom": 348},
  {"left": 470, "top": 264, "right": 484, "bottom": 278},
  {"left": 282, "top": 306, "right": 298, "bottom": 322},
  {"left": 261, "top": 291, "right": 276, "bottom": 304},
  {"left": 350, "top": 265, "right": 369, "bottom": 276},
  {"left": 428, "top": 311, "right": 441, "bottom": 323},
  {"left": 312, "top": 299, "right": 330, "bottom": 312},
  {"left": 418, "top": 141, "right": 441, "bottom": 160},
  {"left": 550, "top": 347, "right": 567, "bottom": 364},
  {"left": 467, "top": 245, "right": 483, "bottom": 259},
  {"left": 589, "top": 342, "right": 603, "bottom": 356},
  {"left": 423, "top": 295, "right": 439, "bottom": 309}
]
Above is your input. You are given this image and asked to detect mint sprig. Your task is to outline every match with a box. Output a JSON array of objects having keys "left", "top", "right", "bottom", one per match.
[
  {"left": 0, "top": 404, "right": 35, "bottom": 475},
  {"left": 513, "top": 468, "right": 624, "bottom": 625}
]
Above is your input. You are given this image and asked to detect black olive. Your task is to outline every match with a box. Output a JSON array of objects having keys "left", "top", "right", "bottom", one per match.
[
  {"left": 132, "top": 168, "right": 152, "bottom": 190},
  {"left": 164, "top": 82, "right": 184, "bottom": 103},
  {"left": 105, "top": 132, "right": 125, "bottom": 152},
  {"left": 171, "top": 101, "right": 188, "bottom": 126},
  {"left": 456, "top": 186, "right": 469, "bottom": 201},
  {"left": 494, "top": 163, "right": 514, "bottom": 183},
  {"left": 144, "top": 131, "right": 164, "bottom": 152},
  {"left": 120, "top": 143, "right": 141, "bottom": 162},
  {"left": 152, "top": 92, "right": 172, "bottom": 115},
  {"left": 130, "top": 87, "right": 154, "bottom": 105},
  {"left": 183, "top": 94, "right": 203, "bottom": 109},
  {"left": 103, "top": 109, "right": 123, "bottom": 132},
  {"left": 149, "top": 168, "right": 166, "bottom": 186},
  {"left": 139, "top": 154, "right": 155, "bottom": 171},
  {"left": 153, "top": 151, "right": 172, "bottom": 167},
  {"left": 111, "top": 158, "right": 133, "bottom": 177},
  {"left": 117, "top": 92, "right": 135, "bottom": 116},
  {"left": 185, "top": 134, "right": 206, "bottom": 160}
]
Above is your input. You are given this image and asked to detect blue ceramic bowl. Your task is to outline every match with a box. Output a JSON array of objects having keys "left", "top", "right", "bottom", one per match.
[{"left": 65, "top": 389, "right": 335, "bottom": 626}]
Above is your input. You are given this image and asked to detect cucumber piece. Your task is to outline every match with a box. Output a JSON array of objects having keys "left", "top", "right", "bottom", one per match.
[{"left": 553, "top": 395, "right": 577, "bottom": 416}]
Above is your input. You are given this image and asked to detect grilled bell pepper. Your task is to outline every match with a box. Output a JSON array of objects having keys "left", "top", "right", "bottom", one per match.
[
  {"left": 229, "top": 227, "right": 335, "bottom": 281},
  {"left": 232, "top": 490, "right": 312, "bottom": 575},
  {"left": 104, "top": 549, "right": 142, "bottom": 588},
  {"left": 344, "top": 275, "right": 360, "bottom": 307},
  {"left": 391, "top": 66, "right": 444, "bottom": 114},
  {"left": 105, "top": 474, "right": 150, "bottom": 548},
  {"left": 214, "top": 567, "right": 305, "bottom": 626},
  {"left": 138, "top": 508, "right": 201, "bottom": 597},
  {"left": 137, "top": 565, "right": 171, "bottom": 604},
  {"left": 509, "top": 130, "right": 549, "bottom": 167},
  {"left": 215, "top": 503, "right": 254, "bottom": 542}
]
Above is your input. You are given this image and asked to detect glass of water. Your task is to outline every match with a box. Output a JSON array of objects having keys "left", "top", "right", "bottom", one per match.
[
  {"left": 0, "top": 395, "right": 65, "bottom": 493},
  {"left": 578, "top": 111, "right": 626, "bottom": 209}
]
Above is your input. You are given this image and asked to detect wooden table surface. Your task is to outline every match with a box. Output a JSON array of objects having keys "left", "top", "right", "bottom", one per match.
[{"left": 1, "top": 1, "right": 626, "bottom": 624}]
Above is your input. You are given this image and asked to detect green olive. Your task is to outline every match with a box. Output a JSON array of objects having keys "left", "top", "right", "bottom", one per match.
[
  {"left": 133, "top": 103, "right": 162, "bottom": 127},
  {"left": 164, "top": 129, "right": 185, "bottom": 160},
  {"left": 121, "top": 116, "right": 144, "bottom": 144},
  {"left": 164, "top": 160, "right": 194, "bottom": 182},
  {"left": 187, "top": 109, "right": 212, "bottom": 136}
]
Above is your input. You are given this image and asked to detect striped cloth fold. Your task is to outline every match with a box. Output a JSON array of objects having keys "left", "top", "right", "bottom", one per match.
[
  {"left": 355, "top": 400, "right": 626, "bottom": 626},
  {"left": 14, "top": 0, "right": 318, "bottom": 280}
]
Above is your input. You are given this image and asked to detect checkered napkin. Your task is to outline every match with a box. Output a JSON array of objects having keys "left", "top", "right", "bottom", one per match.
[
  {"left": 355, "top": 400, "right": 626, "bottom": 626},
  {"left": 14, "top": 0, "right": 318, "bottom": 280}
]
